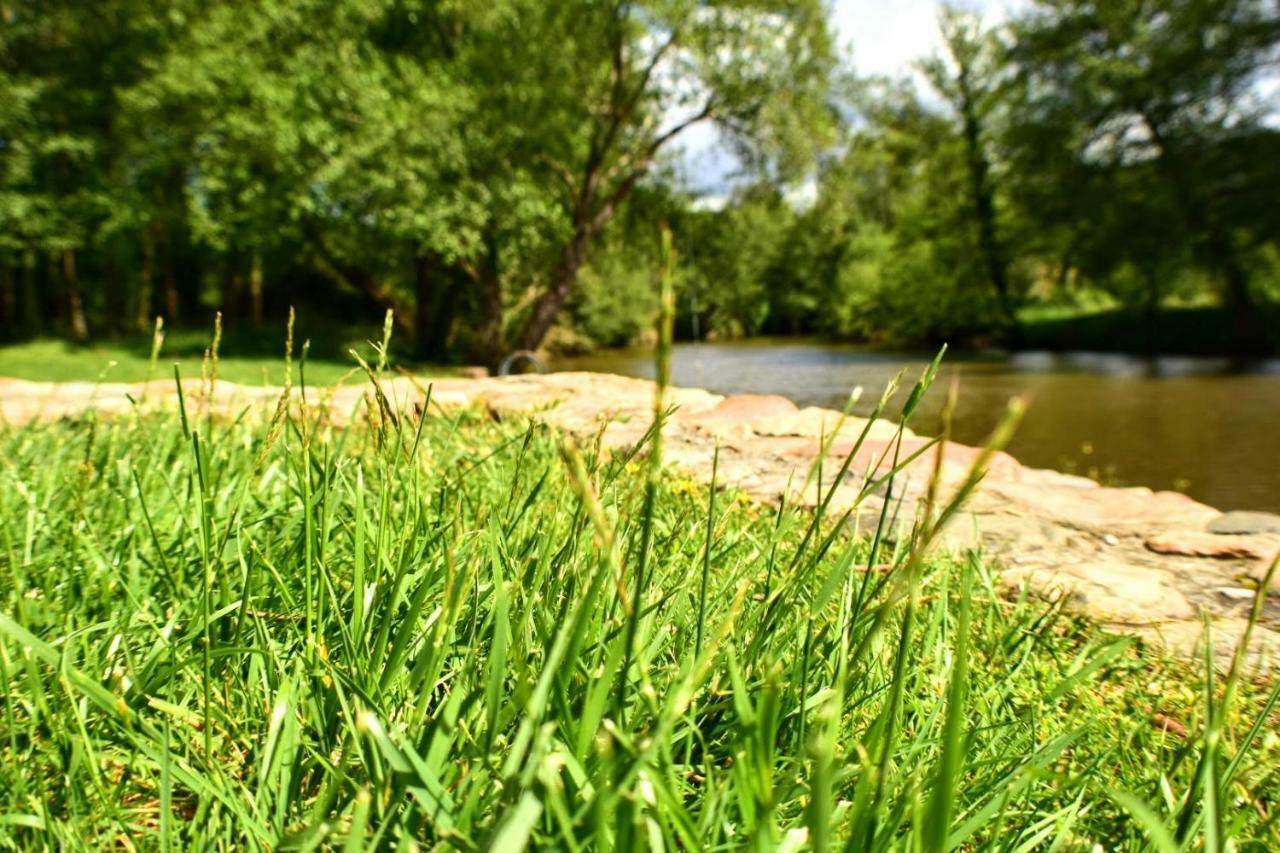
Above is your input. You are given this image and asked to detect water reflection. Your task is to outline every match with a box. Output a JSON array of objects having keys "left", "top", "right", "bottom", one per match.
[{"left": 556, "top": 340, "right": 1280, "bottom": 512}]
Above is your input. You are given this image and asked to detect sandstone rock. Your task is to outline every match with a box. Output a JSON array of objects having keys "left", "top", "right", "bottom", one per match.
[
  {"left": 1013, "top": 467, "right": 1101, "bottom": 489},
  {"left": 689, "top": 393, "right": 798, "bottom": 422},
  {"left": 985, "top": 482, "right": 1220, "bottom": 538},
  {"left": 683, "top": 394, "right": 798, "bottom": 442},
  {"left": 1003, "top": 560, "right": 1196, "bottom": 623},
  {"left": 421, "top": 389, "right": 472, "bottom": 410},
  {"left": 734, "top": 435, "right": 820, "bottom": 461},
  {"left": 1207, "top": 510, "right": 1280, "bottom": 536},
  {"left": 752, "top": 407, "right": 907, "bottom": 443},
  {"left": 597, "top": 419, "right": 652, "bottom": 452},
  {"left": 1247, "top": 561, "right": 1280, "bottom": 594},
  {"left": 934, "top": 511, "right": 1075, "bottom": 556},
  {"left": 1145, "top": 531, "right": 1279, "bottom": 561},
  {"left": 1129, "top": 619, "right": 1280, "bottom": 675},
  {"left": 822, "top": 436, "right": 935, "bottom": 480}
]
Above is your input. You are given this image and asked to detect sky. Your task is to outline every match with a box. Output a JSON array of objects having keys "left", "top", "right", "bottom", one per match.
[
  {"left": 678, "top": 0, "right": 1029, "bottom": 195},
  {"left": 831, "top": 0, "right": 1027, "bottom": 78}
]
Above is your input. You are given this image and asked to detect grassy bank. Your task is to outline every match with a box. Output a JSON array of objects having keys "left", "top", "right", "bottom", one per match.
[
  {"left": 5, "top": 299, "right": 1279, "bottom": 388},
  {"left": 1016, "top": 303, "right": 1280, "bottom": 357},
  {"left": 1, "top": 358, "right": 1278, "bottom": 848},
  {"left": 0, "top": 317, "right": 459, "bottom": 386}
]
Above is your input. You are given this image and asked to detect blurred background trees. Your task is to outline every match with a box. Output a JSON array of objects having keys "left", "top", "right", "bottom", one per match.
[{"left": 1, "top": 0, "right": 1277, "bottom": 362}]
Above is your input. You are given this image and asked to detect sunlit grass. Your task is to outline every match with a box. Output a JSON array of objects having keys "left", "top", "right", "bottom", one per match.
[
  {"left": 0, "top": 338, "right": 368, "bottom": 385},
  {"left": 0, "top": 319, "right": 1277, "bottom": 848},
  {"left": 0, "top": 320, "right": 460, "bottom": 386}
]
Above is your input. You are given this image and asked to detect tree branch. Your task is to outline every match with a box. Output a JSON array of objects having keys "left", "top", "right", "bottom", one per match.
[
  {"left": 601, "top": 99, "right": 715, "bottom": 189},
  {"left": 305, "top": 224, "right": 414, "bottom": 334},
  {"left": 535, "top": 153, "right": 579, "bottom": 199}
]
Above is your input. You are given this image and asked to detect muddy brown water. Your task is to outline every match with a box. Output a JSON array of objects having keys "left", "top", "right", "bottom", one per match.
[{"left": 555, "top": 340, "right": 1280, "bottom": 513}]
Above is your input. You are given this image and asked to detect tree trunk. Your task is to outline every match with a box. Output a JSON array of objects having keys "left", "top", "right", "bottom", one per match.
[
  {"left": 518, "top": 224, "right": 593, "bottom": 352},
  {"left": 0, "top": 266, "right": 15, "bottom": 337},
  {"left": 958, "top": 82, "right": 1015, "bottom": 333},
  {"left": 221, "top": 251, "right": 243, "bottom": 319},
  {"left": 20, "top": 251, "right": 40, "bottom": 334},
  {"left": 1142, "top": 266, "right": 1161, "bottom": 355},
  {"left": 136, "top": 225, "right": 156, "bottom": 332},
  {"left": 249, "top": 252, "right": 264, "bottom": 324},
  {"left": 414, "top": 254, "right": 434, "bottom": 359},
  {"left": 1180, "top": 192, "right": 1258, "bottom": 350},
  {"left": 63, "top": 249, "right": 88, "bottom": 342},
  {"left": 1141, "top": 112, "right": 1259, "bottom": 348},
  {"left": 1203, "top": 226, "right": 1253, "bottom": 312},
  {"left": 161, "top": 232, "right": 180, "bottom": 322},
  {"left": 476, "top": 230, "right": 505, "bottom": 368},
  {"left": 306, "top": 225, "right": 415, "bottom": 337}
]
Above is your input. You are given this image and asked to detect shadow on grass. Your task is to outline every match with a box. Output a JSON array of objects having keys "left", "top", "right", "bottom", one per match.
[{"left": 1018, "top": 304, "right": 1280, "bottom": 357}]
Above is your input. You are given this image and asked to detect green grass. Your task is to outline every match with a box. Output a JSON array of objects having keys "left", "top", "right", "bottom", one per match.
[
  {"left": 0, "top": 312, "right": 1278, "bottom": 847},
  {"left": 0, "top": 338, "right": 369, "bottom": 386},
  {"left": 0, "top": 318, "right": 459, "bottom": 385}
]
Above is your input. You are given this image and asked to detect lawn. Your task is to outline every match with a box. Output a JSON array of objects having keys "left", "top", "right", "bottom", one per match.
[
  {"left": 0, "top": 360, "right": 1277, "bottom": 849},
  {"left": 0, "top": 317, "right": 460, "bottom": 386}
]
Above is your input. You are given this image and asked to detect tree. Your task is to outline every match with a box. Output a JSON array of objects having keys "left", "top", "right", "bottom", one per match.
[
  {"left": 782, "top": 81, "right": 1004, "bottom": 344},
  {"left": 1008, "top": 0, "right": 1280, "bottom": 343},
  {"left": 681, "top": 184, "right": 795, "bottom": 338},
  {"left": 1, "top": 0, "right": 195, "bottom": 338},
  {"left": 922, "top": 5, "right": 1017, "bottom": 331},
  {"left": 127, "top": 0, "right": 835, "bottom": 365},
  {"left": 502, "top": 0, "right": 837, "bottom": 354}
]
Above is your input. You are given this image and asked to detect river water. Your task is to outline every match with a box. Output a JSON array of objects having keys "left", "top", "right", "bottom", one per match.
[{"left": 555, "top": 340, "right": 1280, "bottom": 513}]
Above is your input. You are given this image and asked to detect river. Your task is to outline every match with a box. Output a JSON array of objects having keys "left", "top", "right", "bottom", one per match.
[{"left": 555, "top": 340, "right": 1280, "bottom": 513}]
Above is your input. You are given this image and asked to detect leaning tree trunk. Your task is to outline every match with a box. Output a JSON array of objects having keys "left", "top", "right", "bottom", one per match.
[
  {"left": 1179, "top": 187, "right": 1260, "bottom": 350},
  {"left": 221, "top": 250, "right": 243, "bottom": 320},
  {"left": 413, "top": 254, "right": 455, "bottom": 360},
  {"left": 958, "top": 85, "right": 1015, "bottom": 335},
  {"left": 63, "top": 249, "right": 88, "bottom": 342},
  {"left": 476, "top": 230, "right": 505, "bottom": 369},
  {"left": 518, "top": 224, "right": 593, "bottom": 352},
  {"left": 414, "top": 254, "right": 435, "bottom": 359},
  {"left": 1142, "top": 266, "right": 1161, "bottom": 355}
]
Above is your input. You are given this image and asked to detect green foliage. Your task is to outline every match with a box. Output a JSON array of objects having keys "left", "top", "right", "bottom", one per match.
[
  {"left": 682, "top": 187, "right": 795, "bottom": 338},
  {"left": 1005, "top": 0, "right": 1280, "bottom": 326},
  {"left": 1, "top": 0, "right": 1278, "bottom": 354},
  {"left": 572, "top": 255, "right": 661, "bottom": 351},
  {"left": 1, "top": 0, "right": 837, "bottom": 360}
]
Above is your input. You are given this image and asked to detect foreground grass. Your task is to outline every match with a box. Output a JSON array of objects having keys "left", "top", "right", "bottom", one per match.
[{"left": 0, "top": 372, "right": 1278, "bottom": 849}]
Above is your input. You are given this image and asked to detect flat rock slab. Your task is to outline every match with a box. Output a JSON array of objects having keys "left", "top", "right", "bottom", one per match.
[
  {"left": 1208, "top": 511, "right": 1280, "bottom": 535},
  {"left": 3, "top": 371, "right": 1277, "bottom": 671},
  {"left": 1146, "top": 531, "right": 1280, "bottom": 563}
]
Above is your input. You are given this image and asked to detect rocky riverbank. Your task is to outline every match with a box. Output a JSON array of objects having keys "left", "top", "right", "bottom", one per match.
[{"left": 3, "top": 371, "right": 1277, "bottom": 671}]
